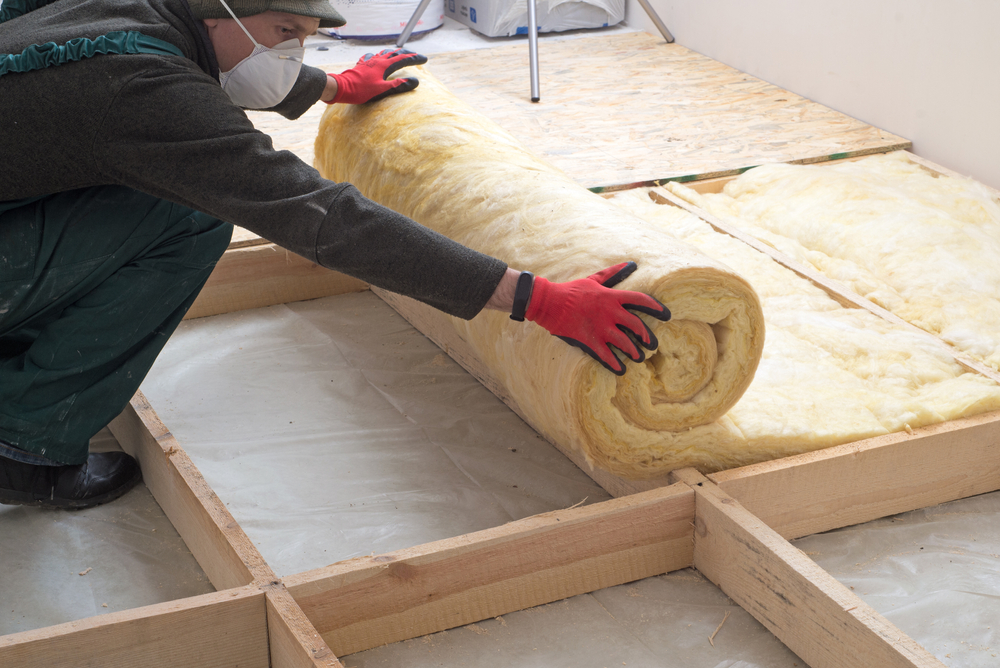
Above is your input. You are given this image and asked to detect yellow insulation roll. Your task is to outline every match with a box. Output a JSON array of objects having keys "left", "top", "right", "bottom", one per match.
[
  {"left": 315, "top": 67, "right": 765, "bottom": 478},
  {"left": 667, "top": 152, "right": 1000, "bottom": 372}
]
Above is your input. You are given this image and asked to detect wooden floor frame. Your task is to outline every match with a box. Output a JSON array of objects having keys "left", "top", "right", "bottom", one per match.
[{"left": 2, "top": 151, "right": 997, "bottom": 668}]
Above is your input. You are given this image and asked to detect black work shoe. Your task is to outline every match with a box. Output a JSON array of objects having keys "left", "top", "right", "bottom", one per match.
[{"left": 0, "top": 452, "right": 142, "bottom": 510}]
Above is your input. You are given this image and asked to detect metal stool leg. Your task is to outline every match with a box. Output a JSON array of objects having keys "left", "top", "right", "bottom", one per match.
[
  {"left": 396, "top": 0, "right": 667, "bottom": 101},
  {"left": 396, "top": 0, "right": 434, "bottom": 48},
  {"left": 635, "top": 0, "right": 675, "bottom": 43},
  {"left": 527, "top": 0, "right": 540, "bottom": 102},
  {"left": 397, "top": 0, "right": 546, "bottom": 102}
]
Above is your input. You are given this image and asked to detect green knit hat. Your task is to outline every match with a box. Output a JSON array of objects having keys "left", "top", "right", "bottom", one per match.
[{"left": 189, "top": 0, "right": 347, "bottom": 28}]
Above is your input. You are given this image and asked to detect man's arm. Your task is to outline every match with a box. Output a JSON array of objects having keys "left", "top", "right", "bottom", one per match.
[
  {"left": 484, "top": 267, "right": 520, "bottom": 312},
  {"left": 263, "top": 64, "right": 327, "bottom": 119},
  {"left": 100, "top": 58, "right": 670, "bottom": 375},
  {"left": 321, "top": 73, "right": 338, "bottom": 103}
]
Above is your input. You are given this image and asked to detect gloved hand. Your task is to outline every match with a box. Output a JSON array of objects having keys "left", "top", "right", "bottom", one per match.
[
  {"left": 327, "top": 48, "right": 428, "bottom": 105},
  {"left": 524, "top": 262, "right": 671, "bottom": 376}
]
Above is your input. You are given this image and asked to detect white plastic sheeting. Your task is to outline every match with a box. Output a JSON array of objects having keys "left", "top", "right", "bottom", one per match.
[
  {"left": 141, "top": 292, "right": 611, "bottom": 577},
  {"left": 0, "top": 430, "right": 214, "bottom": 636},
  {"left": 798, "top": 492, "right": 1000, "bottom": 667},
  {"left": 138, "top": 292, "right": 1000, "bottom": 666},
  {"left": 342, "top": 490, "right": 1000, "bottom": 667}
]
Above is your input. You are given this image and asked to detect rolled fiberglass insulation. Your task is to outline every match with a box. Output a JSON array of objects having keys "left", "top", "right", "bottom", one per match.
[
  {"left": 315, "top": 66, "right": 765, "bottom": 478},
  {"left": 668, "top": 152, "right": 1000, "bottom": 372},
  {"left": 609, "top": 187, "right": 1000, "bottom": 468}
]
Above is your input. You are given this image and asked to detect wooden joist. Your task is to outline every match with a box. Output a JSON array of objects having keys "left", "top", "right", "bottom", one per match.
[
  {"left": 284, "top": 483, "right": 694, "bottom": 656},
  {"left": 710, "top": 409, "right": 1000, "bottom": 540},
  {"left": 185, "top": 243, "right": 367, "bottom": 321},
  {"left": 78, "top": 148, "right": 994, "bottom": 668},
  {"left": 272, "top": 404, "right": 1000, "bottom": 661},
  {"left": 672, "top": 469, "right": 944, "bottom": 668},
  {"left": 17, "top": 400, "right": 981, "bottom": 667},
  {"left": 107, "top": 393, "right": 342, "bottom": 668},
  {"left": 264, "top": 585, "right": 345, "bottom": 668},
  {"left": 0, "top": 587, "right": 269, "bottom": 668},
  {"left": 10, "top": 299, "right": 998, "bottom": 665},
  {"left": 107, "top": 392, "right": 270, "bottom": 589}
]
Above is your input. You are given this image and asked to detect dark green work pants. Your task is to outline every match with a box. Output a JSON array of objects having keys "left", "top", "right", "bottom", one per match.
[{"left": 0, "top": 186, "right": 232, "bottom": 464}]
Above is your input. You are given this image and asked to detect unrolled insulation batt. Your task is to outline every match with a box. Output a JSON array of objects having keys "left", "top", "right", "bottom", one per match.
[
  {"left": 315, "top": 67, "right": 765, "bottom": 478},
  {"left": 668, "top": 152, "right": 1000, "bottom": 372},
  {"left": 608, "top": 188, "right": 1000, "bottom": 466}
]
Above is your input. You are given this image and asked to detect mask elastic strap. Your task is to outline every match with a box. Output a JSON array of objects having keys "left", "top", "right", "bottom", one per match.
[{"left": 216, "top": 0, "right": 261, "bottom": 47}]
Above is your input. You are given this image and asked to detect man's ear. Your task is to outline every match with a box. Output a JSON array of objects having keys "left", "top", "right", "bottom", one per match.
[{"left": 202, "top": 18, "right": 220, "bottom": 29}]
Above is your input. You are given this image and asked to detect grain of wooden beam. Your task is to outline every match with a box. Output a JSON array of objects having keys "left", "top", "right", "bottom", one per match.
[
  {"left": 107, "top": 392, "right": 272, "bottom": 589},
  {"left": 108, "top": 393, "right": 344, "bottom": 666},
  {"left": 186, "top": 243, "right": 367, "bottom": 320},
  {"left": 0, "top": 587, "right": 268, "bottom": 668},
  {"left": 677, "top": 469, "right": 945, "bottom": 668},
  {"left": 265, "top": 585, "right": 344, "bottom": 668},
  {"left": 709, "top": 409, "right": 1000, "bottom": 539},
  {"left": 284, "top": 482, "right": 694, "bottom": 656}
]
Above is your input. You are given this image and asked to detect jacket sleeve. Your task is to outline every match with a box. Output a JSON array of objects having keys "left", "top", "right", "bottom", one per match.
[
  {"left": 259, "top": 63, "right": 329, "bottom": 120},
  {"left": 95, "top": 56, "right": 507, "bottom": 319}
]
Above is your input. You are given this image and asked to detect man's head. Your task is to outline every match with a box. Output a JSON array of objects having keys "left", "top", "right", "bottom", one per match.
[
  {"left": 202, "top": 10, "right": 320, "bottom": 72},
  {"left": 194, "top": 0, "right": 345, "bottom": 72}
]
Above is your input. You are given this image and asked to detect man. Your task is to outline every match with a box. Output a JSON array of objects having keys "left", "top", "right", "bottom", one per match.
[{"left": 0, "top": 0, "right": 670, "bottom": 509}]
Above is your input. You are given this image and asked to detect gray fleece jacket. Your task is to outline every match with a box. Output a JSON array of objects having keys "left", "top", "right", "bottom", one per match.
[{"left": 0, "top": 0, "right": 507, "bottom": 319}]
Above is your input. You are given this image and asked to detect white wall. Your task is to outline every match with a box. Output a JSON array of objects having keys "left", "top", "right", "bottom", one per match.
[{"left": 625, "top": 0, "right": 1000, "bottom": 190}]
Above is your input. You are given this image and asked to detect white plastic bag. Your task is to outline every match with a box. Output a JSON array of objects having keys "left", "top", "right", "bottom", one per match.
[{"left": 321, "top": 0, "right": 444, "bottom": 39}]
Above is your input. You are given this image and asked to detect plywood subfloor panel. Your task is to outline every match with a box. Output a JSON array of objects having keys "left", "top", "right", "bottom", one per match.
[
  {"left": 246, "top": 31, "right": 907, "bottom": 194},
  {"left": 427, "top": 32, "right": 909, "bottom": 189}
]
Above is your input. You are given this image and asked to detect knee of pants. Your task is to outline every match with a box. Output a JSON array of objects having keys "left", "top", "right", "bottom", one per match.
[
  {"left": 139, "top": 204, "right": 234, "bottom": 277},
  {"left": 186, "top": 211, "right": 235, "bottom": 268},
  {"left": 38, "top": 187, "right": 234, "bottom": 275},
  {"left": 81, "top": 187, "right": 232, "bottom": 263}
]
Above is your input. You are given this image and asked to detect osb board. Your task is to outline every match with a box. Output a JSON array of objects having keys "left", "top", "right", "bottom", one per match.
[
  {"left": 236, "top": 31, "right": 909, "bottom": 246},
  {"left": 245, "top": 31, "right": 907, "bottom": 196},
  {"left": 427, "top": 32, "right": 909, "bottom": 189}
]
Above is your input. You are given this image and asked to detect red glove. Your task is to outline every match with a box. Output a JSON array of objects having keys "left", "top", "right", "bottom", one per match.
[
  {"left": 327, "top": 48, "right": 428, "bottom": 105},
  {"left": 524, "top": 262, "right": 671, "bottom": 376}
]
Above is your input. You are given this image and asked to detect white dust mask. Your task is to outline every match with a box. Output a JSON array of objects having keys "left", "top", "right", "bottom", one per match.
[{"left": 216, "top": 0, "right": 304, "bottom": 108}]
